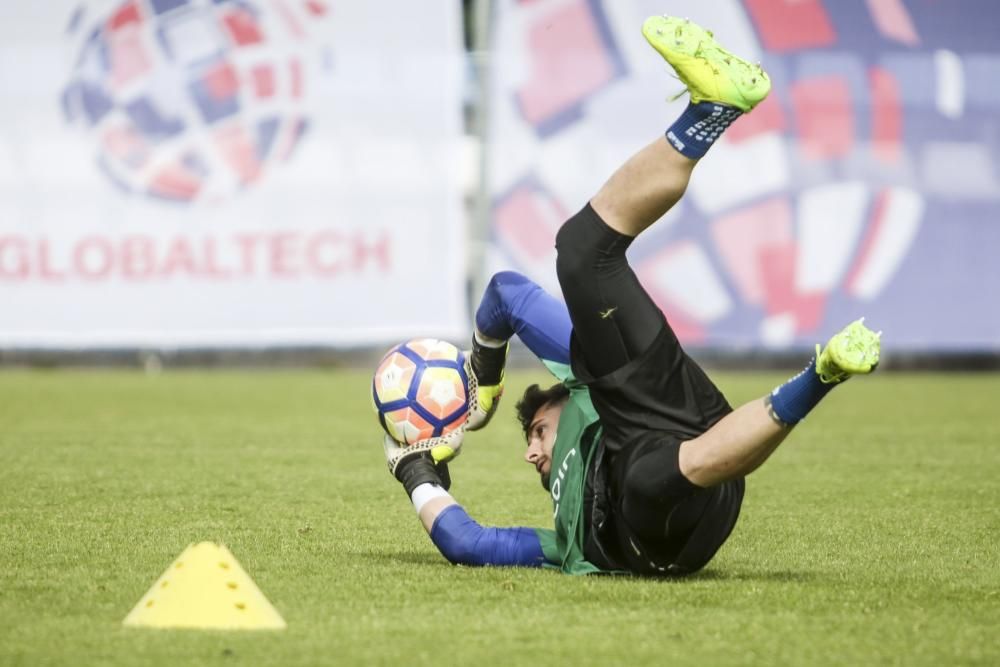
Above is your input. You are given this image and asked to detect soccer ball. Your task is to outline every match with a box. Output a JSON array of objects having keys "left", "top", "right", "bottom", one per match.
[{"left": 372, "top": 339, "right": 470, "bottom": 445}]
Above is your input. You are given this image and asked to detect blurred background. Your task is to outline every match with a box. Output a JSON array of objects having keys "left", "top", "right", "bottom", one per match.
[{"left": 1, "top": 0, "right": 997, "bottom": 369}]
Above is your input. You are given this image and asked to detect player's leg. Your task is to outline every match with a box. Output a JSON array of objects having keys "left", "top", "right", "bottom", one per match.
[
  {"left": 605, "top": 319, "right": 881, "bottom": 575},
  {"left": 591, "top": 16, "right": 769, "bottom": 238},
  {"left": 590, "top": 138, "right": 696, "bottom": 239},
  {"left": 554, "top": 204, "right": 665, "bottom": 379},
  {"left": 555, "top": 15, "right": 769, "bottom": 404},
  {"left": 679, "top": 320, "right": 882, "bottom": 487}
]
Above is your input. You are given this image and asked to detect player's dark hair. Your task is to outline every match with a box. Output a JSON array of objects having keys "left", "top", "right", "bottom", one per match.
[{"left": 515, "top": 383, "right": 570, "bottom": 441}]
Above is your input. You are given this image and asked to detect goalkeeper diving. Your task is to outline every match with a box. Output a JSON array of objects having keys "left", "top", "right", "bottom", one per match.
[{"left": 382, "top": 15, "right": 881, "bottom": 576}]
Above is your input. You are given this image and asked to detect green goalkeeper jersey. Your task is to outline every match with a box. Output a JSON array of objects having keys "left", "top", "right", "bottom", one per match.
[{"left": 534, "top": 360, "right": 607, "bottom": 575}]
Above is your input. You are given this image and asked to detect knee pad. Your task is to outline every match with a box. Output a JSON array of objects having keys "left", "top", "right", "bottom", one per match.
[
  {"left": 554, "top": 212, "right": 593, "bottom": 284},
  {"left": 555, "top": 204, "right": 632, "bottom": 284}
]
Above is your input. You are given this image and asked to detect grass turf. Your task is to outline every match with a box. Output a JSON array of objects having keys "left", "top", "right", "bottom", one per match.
[{"left": 0, "top": 369, "right": 998, "bottom": 666}]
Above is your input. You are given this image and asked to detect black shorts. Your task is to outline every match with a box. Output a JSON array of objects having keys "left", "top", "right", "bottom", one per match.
[{"left": 555, "top": 203, "right": 745, "bottom": 576}]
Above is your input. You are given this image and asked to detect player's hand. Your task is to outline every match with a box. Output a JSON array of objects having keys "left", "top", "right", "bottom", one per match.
[
  {"left": 464, "top": 347, "right": 506, "bottom": 432},
  {"left": 382, "top": 428, "right": 463, "bottom": 493},
  {"left": 466, "top": 373, "right": 504, "bottom": 431},
  {"left": 382, "top": 427, "right": 463, "bottom": 474},
  {"left": 382, "top": 428, "right": 465, "bottom": 488}
]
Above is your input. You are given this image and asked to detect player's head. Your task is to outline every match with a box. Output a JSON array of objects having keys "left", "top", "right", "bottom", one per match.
[{"left": 516, "top": 383, "right": 570, "bottom": 491}]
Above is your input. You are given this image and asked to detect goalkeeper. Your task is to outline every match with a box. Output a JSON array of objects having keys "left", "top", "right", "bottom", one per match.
[{"left": 383, "top": 16, "right": 881, "bottom": 576}]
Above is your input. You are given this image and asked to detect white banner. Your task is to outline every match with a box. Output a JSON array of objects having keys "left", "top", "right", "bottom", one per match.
[{"left": 0, "top": 0, "right": 466, "bottom": 347}]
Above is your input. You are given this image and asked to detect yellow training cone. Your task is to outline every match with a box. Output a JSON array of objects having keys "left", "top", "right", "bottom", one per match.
[{"left": 123, "top": 542, "right": 286, "bottom": 630}]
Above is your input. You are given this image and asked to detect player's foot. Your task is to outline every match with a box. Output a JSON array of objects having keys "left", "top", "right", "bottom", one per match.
[
  {"left": 642, "top": 15, "right": 770, "bottom": 112},
  {"left": 815, "top": 318, "right": 882, "bottom": 384}
]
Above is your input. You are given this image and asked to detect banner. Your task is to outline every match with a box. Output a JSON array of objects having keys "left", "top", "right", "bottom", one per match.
[
  {"left": 487, "top": 0, "right": 1000, "bottom": 350},
  {"left": 0, "top": 0, "right": 466, "bottom": 347}
]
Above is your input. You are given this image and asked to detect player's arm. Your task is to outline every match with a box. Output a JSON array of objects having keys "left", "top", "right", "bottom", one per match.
[
  {"left": 415, "top": 487, "right": 550, "bottom": 567},
  {"left": 468, "top": 271, "right": 573, "bottom": 430},
  {"left": 385, "top": 436, "right": 551, "bottom": 567},
  {"left": 474, "top": 271, "right": 571, "bottom": 368}
]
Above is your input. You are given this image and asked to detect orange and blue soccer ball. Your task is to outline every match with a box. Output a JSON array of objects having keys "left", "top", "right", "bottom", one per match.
[{"left": 372, "top": 339, "right": 470, "bottom": 445}]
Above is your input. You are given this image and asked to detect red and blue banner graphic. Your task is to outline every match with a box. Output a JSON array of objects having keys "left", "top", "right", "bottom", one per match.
[
  {"left": 61, "top": 0, "right": 320, "bottom": 203},
  {"left": 487, "top": 0, "right": 1000, "bottom": 350}
]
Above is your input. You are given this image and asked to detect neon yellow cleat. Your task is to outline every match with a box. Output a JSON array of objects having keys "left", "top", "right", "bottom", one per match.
[
  {"left": 642, "top": 15, "right": 771, "bottom": 112},
  {"left": 815, "top": 318, "right": 882, "bottom": 384}
]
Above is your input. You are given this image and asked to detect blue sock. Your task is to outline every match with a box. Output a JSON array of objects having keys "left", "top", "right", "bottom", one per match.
[
  {"left": 768, "top": 359, "right": 836, "bottom": 426},
  {"left": 665, "top": 101, "right": 742, "bottom": 159}
]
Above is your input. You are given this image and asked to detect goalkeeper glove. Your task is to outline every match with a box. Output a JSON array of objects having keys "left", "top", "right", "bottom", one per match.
[
  {"left": 465, "top": 334, "right": 508, "bottom": 431},
  {"left": 382, "top": 429, "right": 462, "bottom": 495}
]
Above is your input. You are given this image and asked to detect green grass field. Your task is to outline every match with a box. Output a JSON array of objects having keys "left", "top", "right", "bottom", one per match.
[{"left": 1, "top": 369, "right": 998, "bottom": 666}]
